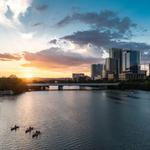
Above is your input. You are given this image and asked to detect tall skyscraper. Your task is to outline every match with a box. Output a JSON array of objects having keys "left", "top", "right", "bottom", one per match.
[
  {"left": 105, "top": 58, "right": 117, "bottom": 75},
  {"left": 122, "top": 50, "right": 140, "bottom": 73},
  {"left": 91, "top": 64, "right": 103, "bottom": 80},
  {"left": 109, "top": 48, "right": 122, "bottom": 75}
]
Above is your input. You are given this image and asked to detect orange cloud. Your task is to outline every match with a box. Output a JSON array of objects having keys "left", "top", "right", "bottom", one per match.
[
  {"left": 22, "top": 47, "right": 102, "bottom": 72},
  {"left": 0, "top": 53, "right": 21, "bottom": 61}
]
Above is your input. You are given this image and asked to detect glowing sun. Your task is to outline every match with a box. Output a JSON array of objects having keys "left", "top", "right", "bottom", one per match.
[{"left": 24, "top": 73, "right": 33, "bottom": 79}]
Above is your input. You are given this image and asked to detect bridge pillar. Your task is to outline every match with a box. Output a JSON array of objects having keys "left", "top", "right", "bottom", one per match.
[{"left": 58, "top": 85, "right": 63, "bottom": 90}]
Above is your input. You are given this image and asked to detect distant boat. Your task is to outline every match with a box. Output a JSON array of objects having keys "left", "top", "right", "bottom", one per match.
[
  {"left": 11, "top": 125, "right": 19, "bottom": 131},
  {"left": 25, "top": 127, "right": 34, "bottom": 133},
  {"left": 32, "top": 130, "right": 41, "bottom": 138}
]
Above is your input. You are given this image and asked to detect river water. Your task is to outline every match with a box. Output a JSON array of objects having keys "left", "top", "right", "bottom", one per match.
[{"left": 0, "top": 90, "right": 150, "bottom": 150}]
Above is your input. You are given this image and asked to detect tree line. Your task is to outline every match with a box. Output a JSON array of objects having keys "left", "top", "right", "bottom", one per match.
[{"left": 0, "top": 75, "right": 27, "bottom": 94}]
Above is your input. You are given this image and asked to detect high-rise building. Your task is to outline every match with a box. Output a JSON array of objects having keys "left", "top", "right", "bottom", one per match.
[
  {"left": 122, "top": 50, "right": 140, "bottom": 73},
  {"left": 119, "top": 50, "right": 146, "bottom": 80},
  {"left": 91, "top": 64, "right": 103, "bottom": 80},
  {"left": 109, "top": 48, "right": 122, "bottom": 75},
  {"left": 105, "top": 58, "right": 117, "bottom": 74}
]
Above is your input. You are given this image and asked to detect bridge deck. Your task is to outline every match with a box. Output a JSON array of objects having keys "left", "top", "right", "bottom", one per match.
[{"left": 28, "top": 82, "right": 120, "bottom": 87}]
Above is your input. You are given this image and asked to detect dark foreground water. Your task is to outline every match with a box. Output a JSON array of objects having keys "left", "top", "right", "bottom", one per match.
[{"left": 0, "top": 90, "right": 150, "bottom": 150}]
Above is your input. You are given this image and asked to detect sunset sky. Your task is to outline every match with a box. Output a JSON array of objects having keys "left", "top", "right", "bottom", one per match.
[{"left": 0, "top": 0, "right": 150, "bottom": 78}]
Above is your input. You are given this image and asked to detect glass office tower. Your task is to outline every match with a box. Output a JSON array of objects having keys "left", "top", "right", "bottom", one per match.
[
  {"left": 122, "top": 50, "right": 140, "bottom": 73},
  {"left": 91, "top": 64, "right": 103, "bottom": 80},
  {"left": 109, "top": 48, "right": 122, "bottom": 76},
  {"left": 105, "top": 58, "right": 117, "bottom": 75}
]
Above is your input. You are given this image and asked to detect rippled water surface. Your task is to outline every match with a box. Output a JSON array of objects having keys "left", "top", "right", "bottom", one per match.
[{"left": 0, "top": 90, "right": 150, "bottom": 150}]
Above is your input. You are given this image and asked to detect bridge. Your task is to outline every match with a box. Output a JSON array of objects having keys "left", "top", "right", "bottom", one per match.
[{"left": 27, "top": 82, "right": 120, "bottom": 90}]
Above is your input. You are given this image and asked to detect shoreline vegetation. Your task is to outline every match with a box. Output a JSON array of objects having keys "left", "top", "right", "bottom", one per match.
[
  {"left": 0, "top": 76, "right": 149, "bottom": 96},
  {"left": 0, "top": 75, "right": 27, "bottom": 95},
  {"left": 118, "top": 80, "right": 150, "bottom": 91}
]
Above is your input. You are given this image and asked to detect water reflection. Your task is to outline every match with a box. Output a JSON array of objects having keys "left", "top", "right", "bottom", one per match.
[{"left": 0, "top": 90, "right": 150, "bottom": 150}]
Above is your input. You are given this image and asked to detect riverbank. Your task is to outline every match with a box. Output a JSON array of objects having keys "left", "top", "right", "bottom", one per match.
[
  {"left": 0, "top": 77, "right": 27, "bottom": 95},
  {"left": 0, "top": 90, "right": 14, "bottom": 96},
  {"left": 108, "top": 80, "right": 150, "bottom": 91},
  {"left": 0, "top": 76, "right": 150, "bottom": 96}
]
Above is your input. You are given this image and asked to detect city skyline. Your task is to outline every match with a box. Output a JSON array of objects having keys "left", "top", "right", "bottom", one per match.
[{"left": 0, "top": 0, "right": 150, "bottom": 78}]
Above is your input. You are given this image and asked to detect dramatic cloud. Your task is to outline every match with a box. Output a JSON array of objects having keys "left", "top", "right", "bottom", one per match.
[
  {"left": 52, "top": 10, "right": 150, "bottom": 63},
  {"left": 35, "top": 4, "right": 48, "bottom": 11},
  {"left": 23, "top": 47, "right": 102, "bottom": 71},
  {"left": 0, "top": 53, "right": 21, "bottom": 61},
  {"left": 62, "top": 30, "right": 150, "bottom": 49},
  {"left": 0, "top": 0, "right": 32, "bottom": 27},
  {"left": 62, "top": 30, "right": 118, "bottom": 47},
  {"left": 61, "top": 29, "right": 150, "bottom": 62},
  {"left": 56, "top": 10, "right": 136, "bottom": 35}
]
